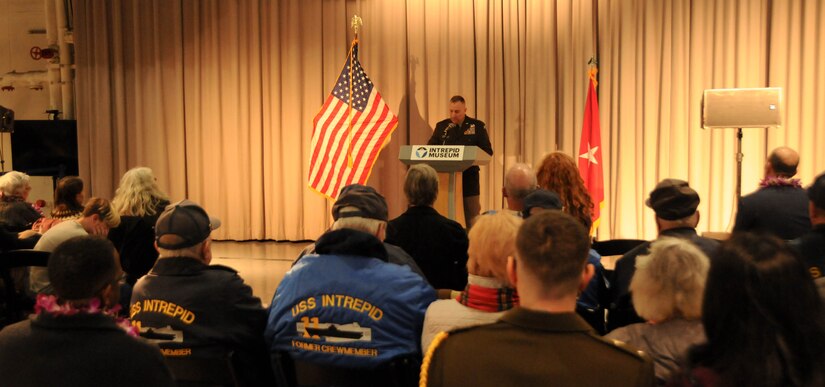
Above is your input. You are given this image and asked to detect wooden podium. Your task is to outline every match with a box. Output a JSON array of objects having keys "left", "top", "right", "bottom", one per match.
[{"left": 399, "top": 145, "right": 492, "bottom": 228}]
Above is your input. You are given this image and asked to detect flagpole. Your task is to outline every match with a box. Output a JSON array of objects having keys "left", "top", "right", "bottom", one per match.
[{"left": 345, "top": 16, "right": 363, "bottom": 168}]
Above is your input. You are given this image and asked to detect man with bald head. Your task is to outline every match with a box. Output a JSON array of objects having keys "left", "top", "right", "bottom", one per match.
[
  {"left": 502, "top": 163, "right": 538, "bottom": 214},
  {"left": 733, "top": 146, "right": 811, "bottom": 239}
]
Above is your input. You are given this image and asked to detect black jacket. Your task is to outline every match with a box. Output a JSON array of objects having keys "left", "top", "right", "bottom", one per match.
[
  {"left": 386, "top": 206, "right": 469, "bottom": 290},
  {"left": 0, "top": 313, "right": 174, "bottom": 387},
  {"left": 608, "top": 228, "right": 720, "bottom": 332},
  {"left": 108, "top": 200, "right": 170, "bottom": 284},
  {"left": 0, "top": 201, "right": 42, "bottom": 233},
  {"left": 733, "top": 186, "right": 810, "bottom": 240},
  {"left": 790, "top": 224, "right": 825, "bottom": 279},
  {"left": 130, "top": 256, "right": 272, "bottom": 386}
]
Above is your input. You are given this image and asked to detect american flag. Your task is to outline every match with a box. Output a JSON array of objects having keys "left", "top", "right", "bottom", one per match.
[{"left": 308, "top": 41, "right": 398, "bottom": 199}]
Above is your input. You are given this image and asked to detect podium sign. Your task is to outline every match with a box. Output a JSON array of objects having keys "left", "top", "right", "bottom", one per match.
[
  {"left": 409, "top": 145, "right": 465, "bottom": 161},
  {"left": 399, "top": 145, "right": 491, "bottom": 227}
]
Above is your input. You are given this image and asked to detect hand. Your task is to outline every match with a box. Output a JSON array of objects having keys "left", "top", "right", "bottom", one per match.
[{"left": 90, "top": 223, "right": 110, "bottom": 237}]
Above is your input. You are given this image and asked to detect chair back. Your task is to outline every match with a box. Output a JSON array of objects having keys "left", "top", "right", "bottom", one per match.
[
  {"left": 164, "top": 352, "right": 240, "bottom": 387},
  {"left": 0, "top": 249, "right": 50, "bottom": 325},
  {"left": 272, "top": 351, "right": 420, "bottom": 387},
  {"left": 592, "top": 239, "right": 647, "bottom": 257}
]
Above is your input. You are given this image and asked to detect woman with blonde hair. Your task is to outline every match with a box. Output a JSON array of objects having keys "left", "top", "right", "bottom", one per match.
[
  {"left": 420, "top": 211, "right": 522, "bottom": 351},
  {"left": 536, "top": 152, "right": 594, "bottom": 230},
  {"left": 606, "top": 237, "right": 709, "bottom": 383},
  {"left": 108, "top": 167, "right": 170, "bottom": 284}
]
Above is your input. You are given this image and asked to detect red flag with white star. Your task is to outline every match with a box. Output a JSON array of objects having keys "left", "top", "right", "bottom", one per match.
[{"left": 578, "top": 67, "right": 604, "bottom": 235}]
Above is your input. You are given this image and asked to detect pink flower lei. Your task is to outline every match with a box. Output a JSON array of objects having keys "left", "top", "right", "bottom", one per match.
[
  {"left": 35, "top": 294, "right": 139, "bottom": 337},
  {"left": 759, "top": 176, "right": 802, "bottom": 188}
]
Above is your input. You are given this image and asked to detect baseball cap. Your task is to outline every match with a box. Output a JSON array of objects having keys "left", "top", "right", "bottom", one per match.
[
  {"left": 155, "top": 199, "right": 221, "bottom": 249},
  {"left": 645, "top": 179, "right": 700, "bottom": 220},
  {"left": 332, "top": 184, "right": 388, "bottom": 221},
  {"left": 522, "top": 189, "right": 563, "bottom": 218},
  {"left": 809, "top": 173, "right": 825, "bottom": 210}
]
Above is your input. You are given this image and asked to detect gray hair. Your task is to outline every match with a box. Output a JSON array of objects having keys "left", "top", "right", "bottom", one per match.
[
  {"left": 631, "top": 237, "right": 710, "bottom": 322},
  {"left": 404, "top": 164, "right": 439, "bottom": 206},
  {"left": 0, "top": 171, "right": 30, "bottom": 197},
  {"left": 504, "top": 163, "right": 537, "bottom": 201},
  {"left": 331, "top": 206, "right": 386, "bottom": 236}
]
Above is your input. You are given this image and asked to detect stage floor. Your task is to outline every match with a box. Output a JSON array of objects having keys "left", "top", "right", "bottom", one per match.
[{"left": 211, "top": 240, "right": 311, "bottom": 306}]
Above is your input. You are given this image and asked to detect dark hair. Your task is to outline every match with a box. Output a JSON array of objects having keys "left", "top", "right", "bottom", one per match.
[
  {"left": 686, "top": 233, "right": 825, "bottom": 386},
  {"left": 52, "top": 176, "right": 84, "bottom": 216},
  {"left": 49, "top": 236, "right": 119, "bottom": 300},
  {"left": 449, "top": 95, "right": 465, "bottom": 104},
  {"left": 536, "top": 152, "right": 594, "bottom": 229},
  {"left": 769, "top": 152, "right": 798, "bottom": 177},
  {"left": 515, "top": 211, "right": 590, "bottom": 296}
]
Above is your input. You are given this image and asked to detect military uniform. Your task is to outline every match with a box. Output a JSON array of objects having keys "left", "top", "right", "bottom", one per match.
[
  {"left": 422, "top": 307, "right": 655, "bottom": 387},
  {"left": 427, "top": 117, "right": 493, "bottom": 198}
]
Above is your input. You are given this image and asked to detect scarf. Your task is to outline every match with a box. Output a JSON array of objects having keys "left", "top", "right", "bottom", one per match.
[
  {"left": 457, "top": 274, "right": 519, "bottom": 312},
  {"left": 34, "top": 294, "right": 139, "bottom": 337},
  {"left": 759, "top": 176, "right": 802, "bottom": 188}
]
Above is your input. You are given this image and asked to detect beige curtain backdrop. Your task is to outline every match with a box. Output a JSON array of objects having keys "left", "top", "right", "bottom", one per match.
[{"left": 74, "top": 0, "right": 825, "bottom": 241}]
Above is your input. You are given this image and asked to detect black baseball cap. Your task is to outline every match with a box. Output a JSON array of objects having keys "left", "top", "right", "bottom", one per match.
[
  {"left": 332, "top": 184, "right": 388, "bottom": 221},
  {"left": 522, "top": 189, "right": 563, "bottom": 218},
  {"left": 155, "top": 200, "right": 221, "bottom": 249}
]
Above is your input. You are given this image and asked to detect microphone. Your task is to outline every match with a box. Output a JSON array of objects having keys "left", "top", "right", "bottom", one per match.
[{"left": 442, "top": 123, "right": 456, "bottom": 145}]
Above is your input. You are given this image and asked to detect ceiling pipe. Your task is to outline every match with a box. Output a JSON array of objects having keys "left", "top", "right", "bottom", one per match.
[
  {"left": 44, "top": 0, "right": 61, "bottom": 115},
  {"left": 54, "top": 0, "right": 74, "bottom": 119}
]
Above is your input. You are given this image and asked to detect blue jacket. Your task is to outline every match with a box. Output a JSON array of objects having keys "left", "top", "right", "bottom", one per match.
[{"left": 266, "top": 229, "right": 436, "bottom": 368}]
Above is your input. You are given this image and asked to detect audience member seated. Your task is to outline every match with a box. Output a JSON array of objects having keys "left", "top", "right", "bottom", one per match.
[
  {"left": 605, "top": 238, "right": 709, "bottom": 383},
  {"left": 0, "top": 171, "right": 43, "bottom": 233},
  {"left": 609, "top": 179, "right": 719, "bottom": 332},
  {"left": 385, "top": 164, "right": 469, "bottom": 290},
  {"left": 0, "top": 236, "right": 175, "bottom": 387},
  {"left": 267, "top": 228, "right": 436, "bottom": 369},
  {"left": 0, "top": 224, "right": 38, "bottom": 251},
  {"left": 733, "top": 146, "right": 810, "bottom": 239},
  {"left": 483, "top": 163, "right": 537, "bottom": 217},
  {"left": 421, "top": 211, "right": 654, "bottom": 387},
  {"left": 30, "top": 198, "right": 120, "bottom": 295},
  {"left": 669, "top": 233, "right": 825, "bottom": 386},
  {"left": 129, "top": 200, "right": 272, "bottom": 386},
  {"left": 108, "top": 167, "right": 171, "bottom": 284},
  {"left": 32, "top": 176, "right": 85, "bottom": 233},
  {"left": 536, "top": 152, "right": 594, "bottom": 230},
  {"left": 421, "top": 211, "right": 521, "bottom": 351},
  {"left": 297, "top": 184, "right": 426, "bottom": 279},
  {"left": 522, "top": 189, "right": 608, "bottom": 333},
  {"left": 790, "top": 172, "right": 825, "bottom": 284}
]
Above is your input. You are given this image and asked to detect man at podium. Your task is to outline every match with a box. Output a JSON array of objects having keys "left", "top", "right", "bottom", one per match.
[{"left": 428, "top": 95, "right": 493, "bottom": 226}]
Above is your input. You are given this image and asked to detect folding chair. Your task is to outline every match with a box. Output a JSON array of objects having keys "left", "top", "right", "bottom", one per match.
[
  {"left": 164, "top": 351, "right": 240, "bottom": 387},
  {"left": 0, "top": 249, "right": 50, "bottom": 326},
  {"left": 272, "top": 351, "right": 420, "bottom": 387}
]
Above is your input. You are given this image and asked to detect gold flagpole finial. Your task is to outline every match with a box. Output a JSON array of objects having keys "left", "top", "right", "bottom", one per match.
[{"left": 351, "top": 15, "right": 363, "bottom": 36}]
